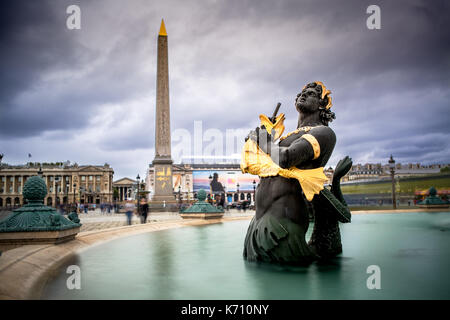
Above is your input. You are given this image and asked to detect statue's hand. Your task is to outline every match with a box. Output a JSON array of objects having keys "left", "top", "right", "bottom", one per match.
[
  {"left": 245, "top": 128, "right": 259, "bottom": 144},
  {"left": 333, "top": 156, "right": 353, "bottom": 183},
  {"left": 245, "top": 126, "right": 277, "bottom": 155},
  {"left": 258, "top": 126, "right": 276, "bottom": 155}
]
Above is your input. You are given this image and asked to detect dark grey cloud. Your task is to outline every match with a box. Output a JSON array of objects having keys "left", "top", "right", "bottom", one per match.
[
  {"left": 0, "top": 0, "right": 157, "bottom": 138},
  {"left": 0, "top": 0, "right": 449, "bottom": 178}
]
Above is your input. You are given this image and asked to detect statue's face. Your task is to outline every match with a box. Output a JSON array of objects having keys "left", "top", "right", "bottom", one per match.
[{"left": 296, "top": 87, "right": 321, "bottom": 114}]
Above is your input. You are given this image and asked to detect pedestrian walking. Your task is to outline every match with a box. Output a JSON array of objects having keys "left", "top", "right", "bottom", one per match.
[
  {"left": 141, "top": 199, "right": 149, "bottom": 224},
  {"left": 124, "top": 199, "right": 135, "bottom": 225}
]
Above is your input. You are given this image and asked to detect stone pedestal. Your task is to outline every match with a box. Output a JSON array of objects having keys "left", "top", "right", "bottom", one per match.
[
  {"left": 180, "top": 213, "right": 224, "bottom": 220},
  {"left": 152, "top": 160, "right": 176, "bottom": 203},
  {"left": 0, "top": 227, "right": 80, "bottom": 251}
]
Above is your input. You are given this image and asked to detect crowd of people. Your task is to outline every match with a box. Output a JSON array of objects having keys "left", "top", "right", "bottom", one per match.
[
  {"left": 54, "top": 199, "right": 150, "bottom": 226},
  {"left": 72, "top": 202, "right": 118, "bottom": 214},
  {"left": 57, "top": 195, "right": 251, "bottom": 225}
]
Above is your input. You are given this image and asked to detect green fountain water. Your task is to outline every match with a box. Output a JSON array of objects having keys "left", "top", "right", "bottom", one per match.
[{"left": 42, "top": 212, "right": 450, "bottom": 300}]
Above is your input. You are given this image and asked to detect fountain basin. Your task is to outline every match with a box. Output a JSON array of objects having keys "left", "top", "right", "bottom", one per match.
[
  {"left": 37, "top": 211, "right": 450, "bottom": 300},
  {"left": 0, "top": 217, "right": 246, "bottom": 299}
]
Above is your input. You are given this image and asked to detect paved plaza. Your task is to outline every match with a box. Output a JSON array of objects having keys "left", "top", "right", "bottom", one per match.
[
  {"left": 78, "top": 209, "right": 255, "bottom": 232},
  {"left": 0, "top": 209, "right": 255, "bottom": 233}
]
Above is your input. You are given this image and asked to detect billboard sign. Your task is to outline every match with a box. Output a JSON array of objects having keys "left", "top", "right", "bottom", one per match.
[{"left": 192, "top": 170, "right": 259, "bottom": 193}]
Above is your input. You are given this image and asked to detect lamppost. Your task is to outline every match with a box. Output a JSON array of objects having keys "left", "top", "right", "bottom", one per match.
[
  {"left": 237, "top": 182, "right": 240, "bottom": 202},
  {"left": 79, "top": 186, "right": 85, "bottom": 206},
  {"left": 73, "top": 183, "right": 76, "bottom": 204},
  {"left": 72, "top": 183, "right": 77, "bottom": 212},
  {"left": 388, "top": 155, "right": 396, "bottom": 209},
  {"left": 178, "top": 185, "right": 181, "bottom": 205},
  {"left": 252, "top": 180, "right": 256, "bottom": 206},
  {"left": 136, "top": 174, "right": 140, "bottom": 216},
  {"left": 209, "top": 174, "right": 213, "bottom": 200},
  {"left": 186, "top": 182, "right": 190, "bottom": 203},
  {"left": 55, "top": 175, "right": 60, "bottom": 209},
  {"left": 223, "top": 185, "right": 227, "bottom": 209},
  {"left": 35, "top": 165, "right": 44, "bottom": 207},
  {"left": 37, "top": 165, "right": 43, "bottom": 178}
]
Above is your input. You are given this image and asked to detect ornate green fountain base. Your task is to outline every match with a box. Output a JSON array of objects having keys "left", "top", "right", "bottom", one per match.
[
  {"left": 0, "top": 176, "right": 81, "bottom": 251},
  {"left": 417, "top": 187, "right": 450, "bottom": 209},
  {"left": 179, "top": 189, "right": 224, "bottom": 220}
]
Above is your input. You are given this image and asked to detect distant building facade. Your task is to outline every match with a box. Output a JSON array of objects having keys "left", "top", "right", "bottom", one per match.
[
  {"left": 0, "top": 162, "right": 114, "bottom": 208},
  {"left": 382, "top": 163, "right": 449, "bottom": 178},
  {"left": 112, "top": 177, "right": 146, "bottom": 202},
  {"left": 346, "top": 163, "right": 384, "bottom": 181},
  {"left": 341, "top": 162, "right": 449, "bottom": 183}
]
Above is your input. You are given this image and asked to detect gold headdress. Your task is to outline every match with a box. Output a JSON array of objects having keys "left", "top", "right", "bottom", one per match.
[{"left": 302, "top": 81, "right": 332, "bottom": 110}]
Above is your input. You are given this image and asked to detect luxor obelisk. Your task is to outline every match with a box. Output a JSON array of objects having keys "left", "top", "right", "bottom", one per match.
[{"left": 152, "top": 19, "right": 175, "bottom": 203}]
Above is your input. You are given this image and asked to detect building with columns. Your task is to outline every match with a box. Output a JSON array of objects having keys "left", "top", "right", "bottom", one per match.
[
  {"left": 0, "top": 162, "right": 114, "bottom": 208},
  {"left": 112, "top": 177, "right": 146, "bottom": 202}
]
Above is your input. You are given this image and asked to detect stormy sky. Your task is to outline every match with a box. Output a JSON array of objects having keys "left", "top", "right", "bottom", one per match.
[{"left": 0, "top": 0, "right": 449, "bottom": 179}]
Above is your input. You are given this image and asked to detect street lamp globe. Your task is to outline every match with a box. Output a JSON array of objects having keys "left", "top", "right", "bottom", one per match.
[{"left": 388, "top": 155, "right": 395, "bottom": 170}]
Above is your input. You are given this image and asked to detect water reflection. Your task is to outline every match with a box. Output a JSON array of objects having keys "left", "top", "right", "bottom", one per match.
[
  {"left": 149, "top": 231, "right": 175, "bottom": 299},
  {"left": 243, "top": 256, "right": 346, "bottom": 299},
  {"left": 42, "top": 254, "right": 82, "bottom": 299}
]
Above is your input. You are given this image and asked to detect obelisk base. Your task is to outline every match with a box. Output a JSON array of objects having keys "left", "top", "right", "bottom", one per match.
[{"left": 151, "top": 158, "right": 177, "bottom": 211}]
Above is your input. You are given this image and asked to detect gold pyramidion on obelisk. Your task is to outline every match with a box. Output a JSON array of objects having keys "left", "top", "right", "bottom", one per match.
[
  {"left": 159, "top": 19, "right": 167, "bottom": 36},
  {"left": 152, "top": 18, "right": 176, "bottom": 204}
]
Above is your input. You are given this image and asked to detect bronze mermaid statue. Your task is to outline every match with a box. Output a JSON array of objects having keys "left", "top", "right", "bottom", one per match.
[{"left": 241, "top": 81, "right": 352, "bottom": 264}]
